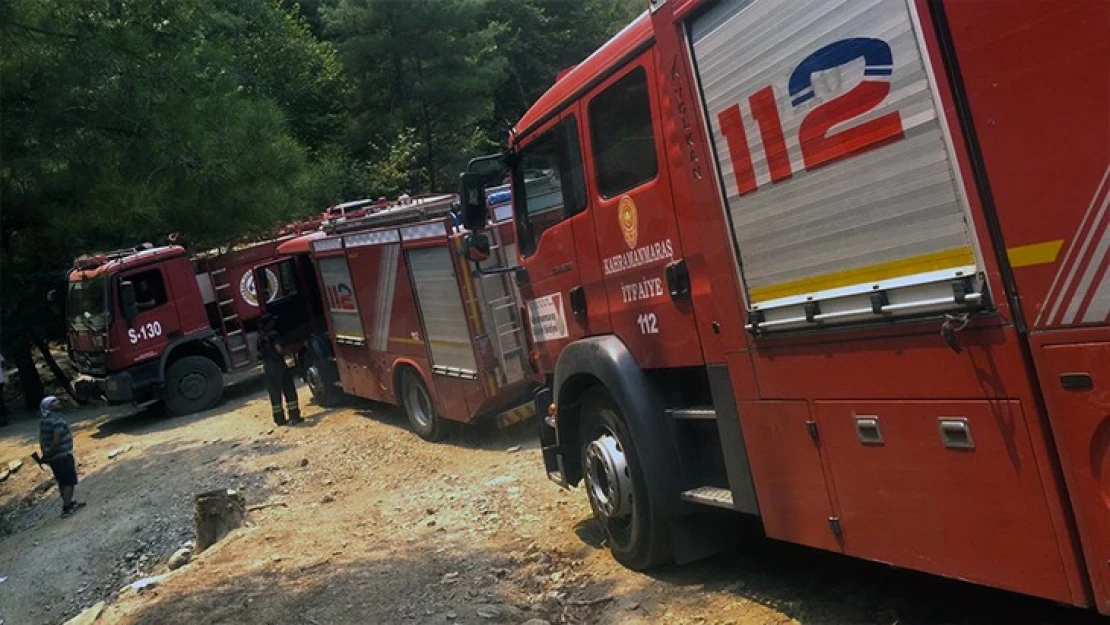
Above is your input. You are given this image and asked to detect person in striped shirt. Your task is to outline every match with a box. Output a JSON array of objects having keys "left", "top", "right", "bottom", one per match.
[{"left": 39, "top": 396, "right": 85, "bottom": 518}]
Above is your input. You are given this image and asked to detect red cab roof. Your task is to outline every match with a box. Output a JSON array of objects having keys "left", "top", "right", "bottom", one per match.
[{"left": 513, "top": 12, "right": 651, "bottom": 141}]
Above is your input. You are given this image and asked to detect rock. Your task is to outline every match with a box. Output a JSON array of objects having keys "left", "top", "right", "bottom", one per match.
[
  {"left": 426, "top": 507, "right": 436, "bottom": 515},
  {"left": 106, "top": 444, "right": 133, "bottom": 460},
  {"left": 63, "top": 600, "right": 105, "bottom": 625},
  {"left": 271, "top": 555, "right": 282, "bottom": 563},
  {"left": 446, "top": 611, "right": 457, "bottom": 620},
  {"left": 427, "top": 520, "right": 436, "bottom": 527},
  {"left": 167, "top": 547, "right": 192, "bottom": 570},
  {"left": 299, "top": 458, "right": 309, "bottom": 467},
  {"left": 7, "top": 459, "right": 23, "bottom": 473},
  {"left": 0, "top": 470, "right": 8, "bottom": 482},
  {"left": 441, "top": 572, "right": 460, "bottom": 584},
  {"left": 321, "top": 494, "right": 335, "bottom": 504},
  {"left": 475, "top": 604, "right": 500, "bottom": 619},
  {"left": 521, "top": 620, "right": 551, "bottom": 625},
  {"left": 323, "top": 478, "right": 334, "bottom": 486},
  {"left": 506, "top": 446, "right": 521, "bottom": 453},
  {"left": 264, "top": 465, "right": 279, "bottom": 472}
]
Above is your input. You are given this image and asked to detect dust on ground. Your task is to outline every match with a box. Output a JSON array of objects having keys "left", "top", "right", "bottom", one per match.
[{"left": 0, "top": 380, "right": 1098, "bottom": 625}]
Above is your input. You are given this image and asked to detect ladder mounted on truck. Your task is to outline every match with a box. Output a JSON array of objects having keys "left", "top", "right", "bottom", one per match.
[{"left": 202, "top": 261, "right": 251, "bottom": 369}]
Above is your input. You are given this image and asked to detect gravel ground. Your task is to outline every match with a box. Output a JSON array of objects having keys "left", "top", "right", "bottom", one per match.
[{"left": 0, "top": 379, "right": 1100, "bottom": 625}]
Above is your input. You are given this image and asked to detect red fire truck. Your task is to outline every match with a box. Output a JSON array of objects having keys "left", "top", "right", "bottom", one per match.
[
  {"left": 458, "top": 0, "right": 1109, "bottom": 613},
  {"left": 255, "top": 193, "right": 534, "bottom": 440},
  {"left": 66, "top": 237, "right": 291, "bottom": 415}
]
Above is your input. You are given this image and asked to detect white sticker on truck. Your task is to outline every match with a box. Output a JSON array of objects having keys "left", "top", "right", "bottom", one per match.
[{"left": 527, "top": 293, "right": 569, "bottom": 342}]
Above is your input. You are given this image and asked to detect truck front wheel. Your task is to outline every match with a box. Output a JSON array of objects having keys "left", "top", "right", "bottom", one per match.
[
  {"left": 164, "top": 356, "right": 224, "bottom": 416},
  {"left": 400, "top": 369, "right": 445, "bottom": 442},
  {"left": 578, "top": 388, "right": 671, "bottom": 571}
]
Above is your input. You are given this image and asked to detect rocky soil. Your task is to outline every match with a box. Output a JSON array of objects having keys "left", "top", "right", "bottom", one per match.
[{"left": 0, "top": 379, "right": 1099, "bottom": 625}]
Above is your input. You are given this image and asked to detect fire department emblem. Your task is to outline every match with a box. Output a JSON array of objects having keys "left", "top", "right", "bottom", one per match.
[
  {"left": 240, "top": 268, "right": 279, "bottom": 307},
  {"left": 618, "top": 195, "right": 638, "bottom": 250}
]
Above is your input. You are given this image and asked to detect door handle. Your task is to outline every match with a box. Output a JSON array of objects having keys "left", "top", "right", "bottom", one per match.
[
  {"left": 665, "top": 259, "right": 690, "bottom": 301},
  {"left": 569, "top": 286, "right": 587, "bottom": 318}
]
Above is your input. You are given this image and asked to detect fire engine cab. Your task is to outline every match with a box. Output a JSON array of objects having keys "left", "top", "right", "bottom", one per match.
[
  {"left": 459, "top": 0, "right": 1109, "bottom": 613},
  {"left": 66, "top": 237, "right": 290, "bottom": 415},
  {"left": 256, "top": 192, "right": 534, "bottom": 440}
]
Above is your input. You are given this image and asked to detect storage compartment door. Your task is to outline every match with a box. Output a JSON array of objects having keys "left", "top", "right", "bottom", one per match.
[
  {"left": 407, "top": 246, "right": 478, "bottom": 377},
  {"left": 689, "top": 0, "right": 986, "bottom": 332}
]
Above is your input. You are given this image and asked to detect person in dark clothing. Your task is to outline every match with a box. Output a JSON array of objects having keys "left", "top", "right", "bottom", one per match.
[
  {"left": 257, "top": 314, "right": 302, "bottom": 426},
  {"left": 39, "top": 396, "right": 86, "bottom": 518}
]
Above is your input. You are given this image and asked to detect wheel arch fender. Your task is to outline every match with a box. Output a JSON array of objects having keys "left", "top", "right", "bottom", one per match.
[
  {"left": 159, "top": 330, "right": 227, "bottom": 379},
  {"left": 552, "top": 335, "right": 684, "bottom": 518},
  {"left": 391, "top": 358, "right": 435, "bottom": 408}
]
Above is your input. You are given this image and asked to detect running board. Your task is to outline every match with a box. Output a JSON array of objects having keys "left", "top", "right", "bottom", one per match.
[
  {"left": 667, "top": 407, "right": 716, "bottom": 420},
  {"left": 681, "top": 486, "right": 734, "bottom": 510}
]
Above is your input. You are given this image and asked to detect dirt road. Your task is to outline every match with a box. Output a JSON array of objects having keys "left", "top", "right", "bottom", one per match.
[{"left": 0, "top": 381, "right": 1098, "bottom": 624}]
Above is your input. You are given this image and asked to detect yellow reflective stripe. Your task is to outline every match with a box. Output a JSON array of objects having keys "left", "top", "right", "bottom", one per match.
[
  {"left": 748, "top": 247, "right": 976, "bottom": 303},
  {"left": 1007, "top": 240, "right": 1063, "bottom": 268}
]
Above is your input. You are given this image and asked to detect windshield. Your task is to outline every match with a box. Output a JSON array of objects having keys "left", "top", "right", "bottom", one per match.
[{"left": 67, "top": 277, "right": 110, "bottom": 333}]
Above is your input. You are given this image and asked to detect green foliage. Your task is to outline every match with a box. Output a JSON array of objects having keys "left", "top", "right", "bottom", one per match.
[
  {"left": 0, "top": 0, "right": 641, "bottom": 358},
  {"left": 0, "top": 0, "right": 343, "bottom": 350}
]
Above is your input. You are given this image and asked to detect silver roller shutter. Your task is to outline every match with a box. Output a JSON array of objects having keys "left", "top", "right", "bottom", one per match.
[
  {"left": 690, "top": 0, "right": 986, "bottom": 332},
  {"left": 408, "top": 247, "right": 478, "bottom": 374}
]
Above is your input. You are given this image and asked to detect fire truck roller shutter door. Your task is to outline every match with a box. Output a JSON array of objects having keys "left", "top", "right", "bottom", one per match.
[
  {"left": 407, "top": 246, "right": 479, "bottom": 375},
  {"left": 690, "top": 0, "right": 986, "bottom": 331}
]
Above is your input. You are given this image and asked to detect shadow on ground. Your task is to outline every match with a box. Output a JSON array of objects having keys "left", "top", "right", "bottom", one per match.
[
  {"left": 0, "top": 433, "right": 290, "bottom": 625},
  {"left": 350, "top": 398, "right": 538, "bottom": 453},
  {"left": 567, "top": 509, "right": 1101, "bottom": 625}
]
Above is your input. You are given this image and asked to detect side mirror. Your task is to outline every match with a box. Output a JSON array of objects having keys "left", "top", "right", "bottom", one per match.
[
  {"left": 465, "top": 232, "right": 491, "bottom": 263},
  {"left": 458, "top": 172, "right": 489, "bottom": 232},
  {"left": 119, "top": 281, "right": 138, "bottom": 323}
]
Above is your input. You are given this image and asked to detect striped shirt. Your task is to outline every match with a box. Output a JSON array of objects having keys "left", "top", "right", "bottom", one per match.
[{"left": 40, "top": 412, "right": 74, "bottom": 458}]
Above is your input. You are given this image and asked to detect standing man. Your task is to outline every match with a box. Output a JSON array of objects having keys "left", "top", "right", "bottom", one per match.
[
  {"left": 257, "top": 314, "right": 302, "bottom": 426},
  {"left": 0, "top": 354, "right": 10, "bottom": 426},
  {"left": 39, "top": 396, "right": 85, "bottom": 518}
]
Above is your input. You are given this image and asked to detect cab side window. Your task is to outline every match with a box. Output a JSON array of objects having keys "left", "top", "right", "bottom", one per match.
[
  {"left": 127, "top": 269, "right": 167, "bottom": 311},
  {"left": 589, "top": 66, "right": 659, "bottom": 198},
  {"left": 514, "top": 116, "right": 587, "bottom": 256}
]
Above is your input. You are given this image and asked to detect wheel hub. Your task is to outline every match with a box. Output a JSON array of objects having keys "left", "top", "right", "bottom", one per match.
[
  {"left": 306, "top": 365, "right": 322, "bottom": 393},
  {"left": 178, "top": 372, "right": 207, "bottom": 400},
  {"left": 407, "top": 383, "right": 432, "bottom": 428},
  {"left": 585, "top": 432, "right": 633, "bottom": 520}
]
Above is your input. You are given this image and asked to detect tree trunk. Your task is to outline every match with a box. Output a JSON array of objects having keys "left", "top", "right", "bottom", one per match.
[
  {"left": 11, "top": 342, "right": 44, "bottom": 411},
  {"left": 31, "top": 333, "right": 82, "bottom": 403},
  {"left": 194, "top": 488, "right": 246, "bottom": 552}
]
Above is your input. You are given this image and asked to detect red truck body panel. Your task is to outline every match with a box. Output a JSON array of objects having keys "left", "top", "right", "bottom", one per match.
[
  {"left": 308, "top": 208, "right": 533, "bottom": 426},
  {"left": 517, "top": 0, "right": 1109, "bottom": 613}
]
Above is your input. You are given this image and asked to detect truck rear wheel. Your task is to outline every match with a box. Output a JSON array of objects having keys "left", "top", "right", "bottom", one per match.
[
  {"left": 304, "top": 354, "right": 342, "bottom": 407},
  {"left": 164, "top": 356, "right": 224, "bottom": 416},
  {"left": 579, "top": 388, "right": 671, "bottom": 570},
  {"left": 400, "top": 369, "right": 445, "bottom": 442}
]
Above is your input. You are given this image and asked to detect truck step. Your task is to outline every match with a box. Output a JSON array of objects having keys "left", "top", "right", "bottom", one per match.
[
  {"left": 227, "top": 329, "right": 243, "bottom": 337},
  {"left": 667, "top": 407, "right": 716, "bottom": 421},
  {"left": 681, "top": 486, "right": 734, "bottom": 510},
  {"left": 210, "top": 267, "right": 227, "bottom": 275},
  {"left": 215, "top": 284, "right": 230, "bottom": 290},
  {"left": 222, "top": 315, "right": 240, "bottom": 323},
  {"left": 230, "top": 344, "right": 249, "bottom": 352},
  {"left": 219, "top": 299, "right": 235, "bottom": 306}
]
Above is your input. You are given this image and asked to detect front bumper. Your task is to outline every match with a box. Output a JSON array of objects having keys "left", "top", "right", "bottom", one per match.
[{"left": 79, "top": 358, "right": 161, "bottom": 404}]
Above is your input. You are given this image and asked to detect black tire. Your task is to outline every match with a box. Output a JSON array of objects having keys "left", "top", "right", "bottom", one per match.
[
  {"left": 400, "top": 368, "right": 445, "bottom": 442},
  {"left": 578, "top": 388, "right": 671, "bottom": 570},
  {"left": 163, "top": 356, "right": 224, "bottom": 416},
  {"left": 304, "top": 354, "right": 342, "bottom": 407}
]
